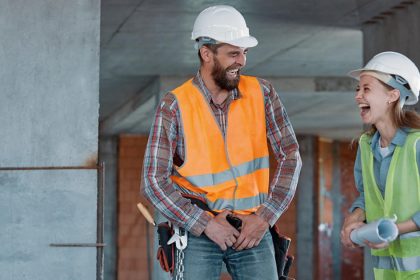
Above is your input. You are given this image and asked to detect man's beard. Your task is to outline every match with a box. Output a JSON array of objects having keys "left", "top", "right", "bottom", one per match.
[{"left": 211, "top": 57, "right": 241, "bottom": 91}]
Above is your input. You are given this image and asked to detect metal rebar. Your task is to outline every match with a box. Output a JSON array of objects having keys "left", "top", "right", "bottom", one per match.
[
  {"left": 0, "top": 166, "right": 100, "bottom": 171},
  {"left": 50, "top": 243, "right": 106, "bottom": 247},
  {"left": 97, "top": 162, "right": 105, "bottom": 280}
]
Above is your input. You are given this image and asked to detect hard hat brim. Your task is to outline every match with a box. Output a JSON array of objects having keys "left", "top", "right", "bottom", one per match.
[
  {"left": 348, "top": 68, "right": 391, "bottom": 82},
  {"left": 347, "top": 68, "right": 366, "bottom": 80},
  {"left": 224, "top": 36, "right": 258, "bottom": 48}
]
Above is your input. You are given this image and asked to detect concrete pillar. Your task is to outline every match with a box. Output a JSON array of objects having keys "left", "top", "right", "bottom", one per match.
[
  {"left": 296, "top": 136, "right": 317, "bottom": 280},
  {"left": 99, "top": 136, "right": 119, "bottom": 280},
  {"left": 331, "top": 142, "right": 342, "bottom": 280},
  {"left": 363, "top": 1, "right": 420, "bottom": 64},
  {"left": 0, "top": 0, "right": 100, "bottom": 279},
  {"left": 339, "top": 142, "right": 364, "bottom": 279},
  {"left": 362, "top": 1, "right": 420, "bottom": 112}
]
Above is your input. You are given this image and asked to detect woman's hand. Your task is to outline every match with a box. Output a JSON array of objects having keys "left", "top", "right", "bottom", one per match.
[
  {"left": 341, "top": 208, "right": 366, "bottom": 248},
  {"left": 364, "top": 240, "right": 390, "bottom": 249}
]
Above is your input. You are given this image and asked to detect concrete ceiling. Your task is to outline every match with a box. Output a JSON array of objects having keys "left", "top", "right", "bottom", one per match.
[{"left": 99, "top": 0, "right": 404, "bottom": 139}]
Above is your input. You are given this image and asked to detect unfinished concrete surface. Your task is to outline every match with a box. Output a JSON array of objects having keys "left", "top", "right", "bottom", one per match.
[
  {"left": 0, "top": 171, "right": 98, "bottom": 279},
  {"left": 0, "top": 0, "right": 100, "bottom": 279}
]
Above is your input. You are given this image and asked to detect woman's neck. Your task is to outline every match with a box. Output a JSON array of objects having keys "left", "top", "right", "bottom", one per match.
[{"left": 376, "top": 123, "right": 397, "bottom": 147}]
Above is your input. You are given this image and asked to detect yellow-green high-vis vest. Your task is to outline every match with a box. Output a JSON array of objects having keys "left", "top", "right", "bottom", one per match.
[{"left": 359, "top": 131, "right": 420, "bottom": 280}]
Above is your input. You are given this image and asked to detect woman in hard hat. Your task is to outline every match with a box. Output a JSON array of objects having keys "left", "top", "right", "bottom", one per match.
[{"left": 341, "top": 51, "right": 420, "bottom": 279}]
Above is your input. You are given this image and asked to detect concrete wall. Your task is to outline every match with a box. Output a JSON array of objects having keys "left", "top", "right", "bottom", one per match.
[{"left": 0, "top": 0, "right": 100, "bottom": 279}]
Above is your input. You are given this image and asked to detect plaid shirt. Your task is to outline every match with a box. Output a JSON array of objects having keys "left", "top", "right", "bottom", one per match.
[{"left": 142, "top": 72, "right": 302, "bottom": 236}]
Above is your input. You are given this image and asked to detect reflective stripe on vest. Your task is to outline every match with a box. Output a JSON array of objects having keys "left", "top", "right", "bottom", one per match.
[
  {"left": 183, "top": 156, "right": 269, "bottom": 187},
  {"left": 170, "top": 76, "right": 269, "bottom": 214},
  {"left": 400, "top": 231, "right": 420, "bottom": 240},
  {"left": 208, "top": 193, "right": 268, "bottom": 211},
  {"left": 359, "top": 131, "right": 420, "bottom": 278},
  {"left": 372, "top": 255, "right": 420, "bottom": 272}
]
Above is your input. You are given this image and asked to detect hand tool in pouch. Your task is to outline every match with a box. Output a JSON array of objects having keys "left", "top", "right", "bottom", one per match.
[
  {"left": 137, "top": 203, "right": 176, "bottom": 274},
  {"left": 270, "top": 225, "right": 295, "bottom": 280},
  {"left": 137, "top": 202, "right": 188, "bottom": 277}
]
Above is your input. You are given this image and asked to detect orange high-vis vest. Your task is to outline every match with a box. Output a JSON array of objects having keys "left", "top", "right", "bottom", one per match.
[{"left": 170, "top": 76, "right": 269, "bottom": 214}]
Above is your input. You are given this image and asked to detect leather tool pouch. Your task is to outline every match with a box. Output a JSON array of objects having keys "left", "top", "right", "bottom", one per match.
[
  {"left": 270, "top": 225, "right": 294, "bottom": 279},
  {"left": 156, "top": 222, "right": 175, "bottom": 274}
]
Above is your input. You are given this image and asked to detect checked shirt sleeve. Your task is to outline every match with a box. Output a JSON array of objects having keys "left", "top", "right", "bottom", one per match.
[
  {"left": 141, "top": 93, "right": 212, "bottom": 236},
  {"left": 255, "top": 79, "right": 302, "bottom": 226}
]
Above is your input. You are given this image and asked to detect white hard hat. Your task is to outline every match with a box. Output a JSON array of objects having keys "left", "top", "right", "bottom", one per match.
[
  {"left": 349, "top": 51, "right": 420, "bottom": 106},
  {"left": 191, "top": 5, "right": 258, "bottom": 48}
]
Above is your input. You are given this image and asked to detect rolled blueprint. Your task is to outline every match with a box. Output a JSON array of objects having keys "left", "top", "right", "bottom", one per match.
[{"left": 350, "top": 218, "right": 399, "bottom": 246}]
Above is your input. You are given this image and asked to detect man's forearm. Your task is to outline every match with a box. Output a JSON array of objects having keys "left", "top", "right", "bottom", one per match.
[
  {"left": 256, "top": 151, "right": 302, "bottom": 226},
  {"left": 142, "top": 175, "right": 212, "bottom": 236}
]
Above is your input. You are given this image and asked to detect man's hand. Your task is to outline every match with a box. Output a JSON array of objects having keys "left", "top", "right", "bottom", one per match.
[
  {"left": 341, "top": 208, "right": 366, "bottom": 248},
  {"left": 233, "top": 213, "right": 269, "bottom": 251},
  {"left": 204, "top": 210, "right": 240, "bottom": 251}
]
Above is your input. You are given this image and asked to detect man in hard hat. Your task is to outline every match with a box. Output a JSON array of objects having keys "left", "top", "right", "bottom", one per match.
[{"left": 142, "top": 5, "right": 301, "bottom": 279}]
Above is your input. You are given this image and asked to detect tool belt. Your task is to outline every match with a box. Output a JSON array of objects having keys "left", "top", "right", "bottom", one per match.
[
  {"left": 156, "top": 222, "right": 175, "bottom": 274},
  {"left": 156, "top": 194, "right": 295, "bottom": 279}
]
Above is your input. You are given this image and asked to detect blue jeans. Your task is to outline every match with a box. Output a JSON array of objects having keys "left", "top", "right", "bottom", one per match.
[{"left": 174, "top": 230, "right": 277, "bottom": 280}]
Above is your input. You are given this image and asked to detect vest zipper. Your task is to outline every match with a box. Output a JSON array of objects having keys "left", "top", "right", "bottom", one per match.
[
  {"left": 222, "top": 104, "right": 239, "bottom": 212},
  {"left": 197, "top": 75, "right": 239, "bottom": 211}
]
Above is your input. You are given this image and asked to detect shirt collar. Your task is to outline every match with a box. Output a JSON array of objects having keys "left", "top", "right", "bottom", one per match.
[
  {"left": 193, "top": 71, "right": 241, "bottom": 103},
  {"left": 392, "top": 127, "right": 409, "bottom": 146},
  {"left": 370, "top": 127, "right": 409, "bottom": 152}
]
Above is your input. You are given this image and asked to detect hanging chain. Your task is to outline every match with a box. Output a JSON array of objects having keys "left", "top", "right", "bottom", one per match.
[
  {"left": 168, "top": 226, "right": 187, "bottom": 280},
  {"left": 175, "top": 248, "right": 185, "bottom": 280}
]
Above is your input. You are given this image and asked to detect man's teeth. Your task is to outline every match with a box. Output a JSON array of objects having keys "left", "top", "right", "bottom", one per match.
[
  {"left": 228, "top": 69, "right": 238, "bottom": 74},
  {"left": 358, "top": 104, "right": 370, "bottom": 108}
]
